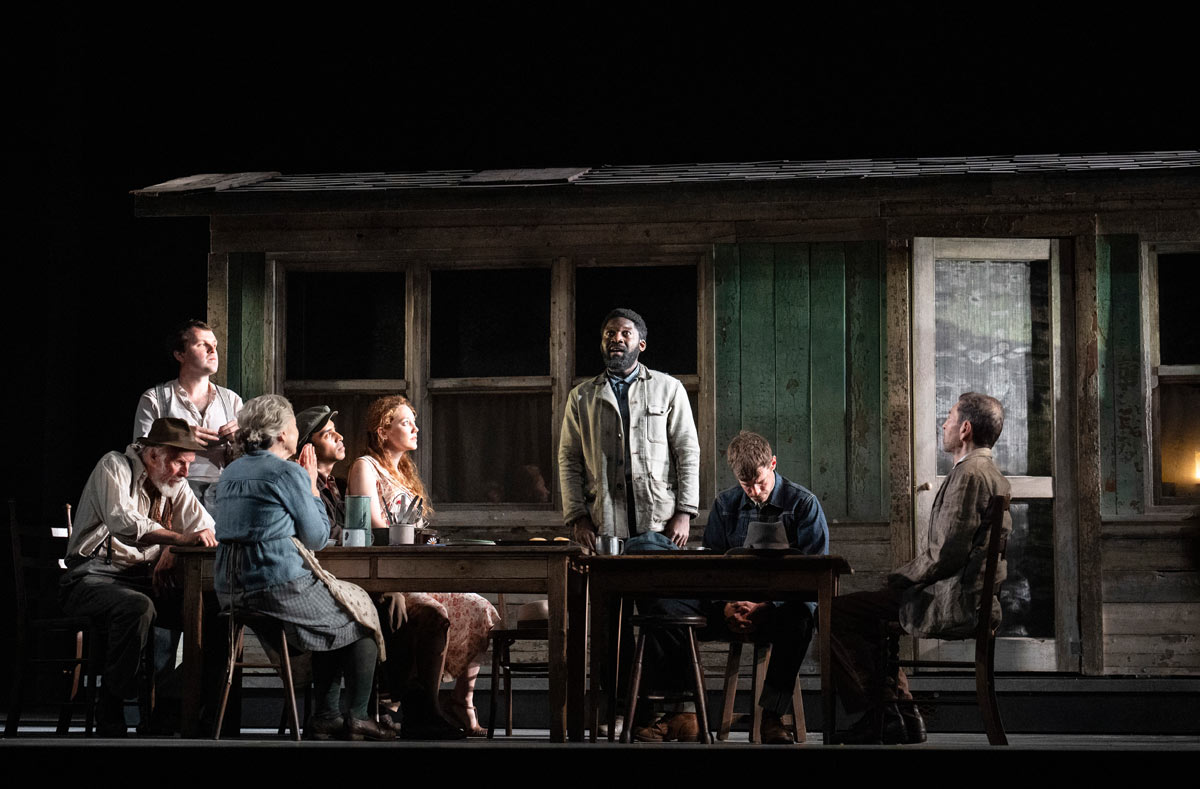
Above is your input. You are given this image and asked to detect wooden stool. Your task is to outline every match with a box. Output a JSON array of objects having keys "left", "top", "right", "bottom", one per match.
[
  {"left": 621, "top": 614, "right": 711, "bottom": 744},
  {"left": 717, "top": 640, "right": 806, "bottom": 743},
  {"left": 213, "top": 611, "right": 302, "bottom": 741},
  {"left": 214, "top": 543, "right": 302, "bottom": 741}
]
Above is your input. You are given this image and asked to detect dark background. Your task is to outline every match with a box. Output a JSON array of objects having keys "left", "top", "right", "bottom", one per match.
[{"left": 4, "top": 6, "right": 1194, "bottom": 525}]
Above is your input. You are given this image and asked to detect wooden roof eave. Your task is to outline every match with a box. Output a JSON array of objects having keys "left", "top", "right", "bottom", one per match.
[{"left": 131, "top": 168, "right": 1200, "bottom": 220}]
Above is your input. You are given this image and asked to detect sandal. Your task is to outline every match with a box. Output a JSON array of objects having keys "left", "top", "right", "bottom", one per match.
[{"left": 447, "top": 699, "right": 487, "bottom": 737}]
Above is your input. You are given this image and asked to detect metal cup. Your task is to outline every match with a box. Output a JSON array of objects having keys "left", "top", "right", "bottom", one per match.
[
  {"left": 344, "top": 495, "right": 372, "bottom": 531},
  {"left": 342, "top": 529, "right": 367, "bottom": 547},
  {"left": 596, "top": 535, "right": 623, "bottom": 555},
  {"left": 389, "top": 524, "right": 415, "bottom": 545}
]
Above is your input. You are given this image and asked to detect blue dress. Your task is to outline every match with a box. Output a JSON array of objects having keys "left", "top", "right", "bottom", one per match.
[{"left": 214, "top": 449, "right": 367, "bottom": 651}]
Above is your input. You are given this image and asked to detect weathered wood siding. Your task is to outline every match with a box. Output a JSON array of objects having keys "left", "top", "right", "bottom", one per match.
[
  {"left": 1102, "top": 526, "right": 1200, "bottom": 674},
  {"left": 1095, "top": 234, "right": 1198, "bottom": 675},
  {"left": 225, "top": 251, "right": 269, "bottom": 399},
  {"left": 194, "top": 179, "right": 1200, "bottom": 680},
  {"left": 713, "top": 242, "right": 887, "bottom": 523},
  {"left": 1096, "top": 234, "right": 1145, "bottom": 516}
]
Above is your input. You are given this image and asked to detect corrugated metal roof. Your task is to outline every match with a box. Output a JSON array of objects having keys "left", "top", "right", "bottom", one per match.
[{"left": 137, "top": 152, "right": 1200, "bottom": 196}]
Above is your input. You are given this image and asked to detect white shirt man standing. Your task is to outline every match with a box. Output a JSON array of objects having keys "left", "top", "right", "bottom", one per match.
[{"left": 133, "top": 320, "right": 243, "bottom": 510}]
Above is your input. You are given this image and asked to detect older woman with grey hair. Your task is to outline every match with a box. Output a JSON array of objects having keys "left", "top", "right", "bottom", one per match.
[{"left": 213, "top": 394, "right": 393, "bottom": 741}]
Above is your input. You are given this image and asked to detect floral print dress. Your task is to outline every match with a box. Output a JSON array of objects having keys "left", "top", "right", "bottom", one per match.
[{"left": 361, "top": 456, "right": 501, "bottom": 680}]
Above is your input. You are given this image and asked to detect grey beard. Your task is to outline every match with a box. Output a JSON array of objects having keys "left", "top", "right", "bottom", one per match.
[{"left": 150, "top": 474, "right": 186, "bottom": 499}]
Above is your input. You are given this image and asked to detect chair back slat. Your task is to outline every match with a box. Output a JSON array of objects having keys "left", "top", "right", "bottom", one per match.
[
  {"left": 8, "top": 500, "right": 73, "bottom": 627},
  {"left": 975, "top": 494, "right": 1011, "bottom": 641}
]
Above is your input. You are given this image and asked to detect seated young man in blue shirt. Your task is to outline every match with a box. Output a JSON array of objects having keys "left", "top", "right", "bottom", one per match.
[{"left": 633, "top": 430, "right": 829, "bottom": 744}]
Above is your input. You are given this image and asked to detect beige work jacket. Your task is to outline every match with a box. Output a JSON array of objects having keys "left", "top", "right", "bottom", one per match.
[{"left": 558, "top": 365, "right": 699, "bottom": 538}]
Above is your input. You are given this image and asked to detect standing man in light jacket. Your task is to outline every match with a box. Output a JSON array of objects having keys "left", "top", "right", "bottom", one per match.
[
  {"left": 558, "top": 308, "right": 700, "bottom": 550},
  {"left": 134, "top": 319, "right": 243, "bottom": 511}
]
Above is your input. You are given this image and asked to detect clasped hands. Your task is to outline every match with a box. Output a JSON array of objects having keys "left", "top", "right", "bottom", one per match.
[{"left": 723, "top": 600, "right": 770, "bottom": 635}]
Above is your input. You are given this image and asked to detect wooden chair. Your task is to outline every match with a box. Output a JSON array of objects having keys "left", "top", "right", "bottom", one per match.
[
  {"left": 486, "top": 624, "right": 548, "bottom": 738},
  {"left": 880, "top": 493, "right": 1011, "bottom": 745},
  {"left": 717, "top": 639, "right": 806, "bottom": 743},
  {"left": 213, "top": 544, "right": 302, "bottom": 741},
  {"left": 621, "top": 614, "right": 712, "bottom": 744},
  {"left": 5, "top": 500, "right": 99, "bottom": 736}
]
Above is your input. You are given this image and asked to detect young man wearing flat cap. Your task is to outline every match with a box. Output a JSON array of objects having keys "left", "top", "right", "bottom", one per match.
[
  {"left": 294, "top": 405, "right": 347, "bottom": 543},
  {"left": 62, "top": 417, "right": 219, "bottom": 735}
]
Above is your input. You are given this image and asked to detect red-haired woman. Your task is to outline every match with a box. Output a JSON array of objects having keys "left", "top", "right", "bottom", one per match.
[{"left": 348, "top": 395, "right": 500, "bottom": 736}]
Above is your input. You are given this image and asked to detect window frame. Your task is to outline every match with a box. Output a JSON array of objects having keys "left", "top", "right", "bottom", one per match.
[
  {"left": 1141, "top": 241, "right": 1200, "bottom": 510},
  {"left": 912, "top": 236, "right": 1079, "bottom": 672},
  {"left": 269, "top": 253, "right": 714, "bottom": 529}
]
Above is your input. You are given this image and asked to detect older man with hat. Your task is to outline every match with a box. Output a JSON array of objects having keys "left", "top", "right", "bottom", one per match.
[{"left": 62, "top": 417, "right": 219, "bottom": 735}]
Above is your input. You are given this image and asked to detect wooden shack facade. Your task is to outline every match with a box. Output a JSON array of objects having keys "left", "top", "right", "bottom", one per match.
[{"left": 135, "top": 152, "right": 1200, "bottom": 681}]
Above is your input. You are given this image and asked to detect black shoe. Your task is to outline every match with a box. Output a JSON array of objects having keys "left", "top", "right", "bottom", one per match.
[
  {"left": 837, "top": 705, "right": 906, "bottom": 745},
  {"left": 345, "top": 715, "right": 398, "bottom": 741},
  {"left": 401, "top": 709, "right": 467, "bottom": 740},
  {"left": 378, "top": 711, "right": 405, "bottom": 734},
  {"left": 304, "top": 714, "right": 344, "bottom": 741},
  {"left": 96, "top": 693, "right": 128, "bottom": 738},
  {"left": 899, "top": 704, "right": 927, "bottom": 743}
]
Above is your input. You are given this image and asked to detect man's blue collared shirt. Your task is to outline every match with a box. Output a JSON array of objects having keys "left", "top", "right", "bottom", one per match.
[
  {"left": 703, "top": 472, "right": 830, "bottom": 612},
  {"left": 703, "top": 472, "right": 829, "bottom": 555}
]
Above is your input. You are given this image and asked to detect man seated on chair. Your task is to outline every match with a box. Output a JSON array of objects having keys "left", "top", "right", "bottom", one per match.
[
  {"left": 633, "top": 430, "right": 829, "bottom": 744},
  {"left": 61, "top": 417, "right": 219, "bottom": 736},
  {"left": 830, "top": 391, "right": 1012, "bottom": 744},
  {"left": 293, "top": 406, "right": 463, "bottom": 740}
]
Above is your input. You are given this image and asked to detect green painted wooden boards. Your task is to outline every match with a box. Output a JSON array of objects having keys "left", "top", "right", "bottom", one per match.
[{"left": 714, "top": 242, "right": 886, "bottom": 521}]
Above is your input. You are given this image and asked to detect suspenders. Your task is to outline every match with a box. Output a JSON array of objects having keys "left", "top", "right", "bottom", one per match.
[{"left": 158, "top": 380, "right": 234, "bottom": 424}]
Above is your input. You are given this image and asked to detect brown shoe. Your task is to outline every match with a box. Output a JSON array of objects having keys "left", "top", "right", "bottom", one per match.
[
  {"left": 633, "top": 712, "right": 700, "bottom": 742},
  {"left": 760, "top": 711, "right": 794, "bottom": 744}
]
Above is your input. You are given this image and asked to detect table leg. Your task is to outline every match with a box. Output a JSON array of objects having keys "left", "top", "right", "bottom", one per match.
[
  {"left": 181, "top": 554, "right": 204, "bottom": 738},
  {"left": 567, "top": 565, "right": 587, "bottom": 742},
  {"left": 587, "top": 583, "right": 609, "bottom": 742},
  {"left": 547, "top": 557, "right": 568, "bottom": 743},
  {"left": 607, "top": 596, "right": 624, "bottom": 742},
  {"left": 819, "top": 570, "right": 835, "bottom": 744}
]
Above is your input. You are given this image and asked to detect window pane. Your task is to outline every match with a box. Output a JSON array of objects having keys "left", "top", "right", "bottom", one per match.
[
  {"left": 430, "top": 268, "right": 550, "bottom": 378},
  {"left": 1159, "top": 381, "right": 1200, "bottom": 498},
  {"left": 429, "top": 393, "right": 553, "bottom": 504},
  {"left": 998, "top": 500, "right": 1055, "bottom": 639},
  {"left": 575, "top": 266, "right": 697, "bottom": 377},
  {"left": 283, "top": 391, "right": 391, "bottom": 484},
  {"left": 934, "top": 259, "right": 1053, "bottom": 476},
  {"left": 285, "top": 272, "right": 405, "bottom": 379},
  {"left": 1158, "top": 253, "right": 1200, "bottom": 365}
]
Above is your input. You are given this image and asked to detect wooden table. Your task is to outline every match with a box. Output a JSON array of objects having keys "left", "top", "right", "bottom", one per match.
[
  {"left": 177, "top": 544, "right": 583, "bottom": 741},
  {"left": 581, "top": 553, "right": 852, "bottom": 744}
]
